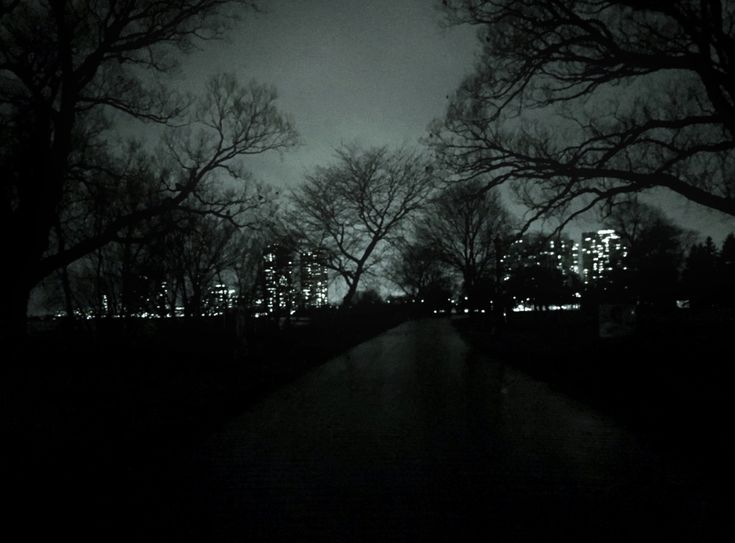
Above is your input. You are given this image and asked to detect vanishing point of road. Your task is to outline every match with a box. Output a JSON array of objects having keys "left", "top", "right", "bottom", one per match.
[{"left": 150, "top": 318, "right": 724, "bottom": 541}]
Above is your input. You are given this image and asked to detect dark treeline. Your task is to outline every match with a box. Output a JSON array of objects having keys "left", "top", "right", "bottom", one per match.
[
  {"left": 434, "top": 1, "right": 735, "bottom": 220},
  {"left": 5, "top": 1, "right": 735, "bottom": 345},
  {"left": 0, "top": 2, "right": 297, "bottom": 344},
  {"left": 682, "top": 234, "right": 735, "bottom": 309}
]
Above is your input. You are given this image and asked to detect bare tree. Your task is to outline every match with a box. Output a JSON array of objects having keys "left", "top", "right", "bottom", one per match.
[
  {"left": 231, "top": 233, "right": 270, "bottom": 309},
  {"left": 47, "top": 179, "right": 274, "bottom": 318},
  {"left": 605, "top": 198, "right": 692, "bottom": 307},
  {"left": 432, "top": 1, "right": 735, "bottom": 233},
  {"left": 413, "top": 180, "right": 515, "bottom": 306},
  {"left": 47, "top": 73, "right": 294, "bottom": 299},
  {"left": 1, "top": 0, "right": 297, "bottom": 339},
  {"left": 163, "top": 214, "right": 237, "bottom": 317},
  {"left": 289, "top": 144, "right": 437, "bottom": 307},
  {"left": 682, "top": 236, "right": 720, "bottom": 308},
  {"left": 503, "top": 232, "right": 581, "bottom": 310},
  {"left": 387, "top": 238, "right": 450, "bottom": 297},
  {"left": 386, "top": 237, "right": 454, "bottom": 309}
]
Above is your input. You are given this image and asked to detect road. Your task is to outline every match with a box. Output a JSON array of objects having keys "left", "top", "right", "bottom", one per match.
[{"left": 149, "top": 318, "right": 723, "bottom": 541}]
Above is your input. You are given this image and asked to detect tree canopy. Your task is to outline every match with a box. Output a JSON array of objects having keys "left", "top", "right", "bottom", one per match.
[
  {"left": 0, "top": 1, "right": 297, "bottom": 338},
  {"left": 413, "top": 180, "right": 514, "bottom": 306},
  {"left": 288, "top": 144, "right": 437, "bottom": 307},
  {"left": 432, "top": 0, "right": 735, "bottom": 231},
  {"left": 606, "top": 198, "right": 690, "bottom": 307}
]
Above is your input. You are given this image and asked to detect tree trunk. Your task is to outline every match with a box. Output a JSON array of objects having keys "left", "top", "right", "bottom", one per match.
[
  {"left": 53, "top": 221, "right": 75, "bottom": 318},
  {"left": 0, "top": 265, "right": 32, "bottom": 348},
  {"left": 462, "top": 268, "right": 476, "bottom": 305},
  {"left": 340, "top": 259, "right": 370, "bottom": 309},
  {"left": 341, "top": 279, "right": 359, "bottom": 308},
  {"left": 1, "top": 200, "right": 54, "bottom": 346},
  {"left": 1, "top": 107, "right": 74, "bottom": 344},
  {"left": 60, "top": 266, "right": 75, "bottom": 318},
  {"left": 190, "top": 283, "right": 203, "bottom": 318}
]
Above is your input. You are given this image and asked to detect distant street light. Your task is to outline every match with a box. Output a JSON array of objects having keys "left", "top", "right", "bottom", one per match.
[{"left": 494, "top": 234, "right": 505, "bottom": 325}]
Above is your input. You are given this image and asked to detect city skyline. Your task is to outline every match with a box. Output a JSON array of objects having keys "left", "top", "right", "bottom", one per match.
[{"left": 33, "top": 227, "right": 644, "bottom": 316}]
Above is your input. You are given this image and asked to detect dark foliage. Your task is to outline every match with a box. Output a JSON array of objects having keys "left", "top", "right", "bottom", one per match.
[{"left": 434, "top": 1, "right": 735, "bottom": 232}]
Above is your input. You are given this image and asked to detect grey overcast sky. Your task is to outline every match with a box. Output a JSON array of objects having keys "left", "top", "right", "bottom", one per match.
[
  {"left": 178, "top": 0, "right": 477, "bottom": 186},
  {"left": 174, "top": 0, "right": 735, "bottom": 246}
]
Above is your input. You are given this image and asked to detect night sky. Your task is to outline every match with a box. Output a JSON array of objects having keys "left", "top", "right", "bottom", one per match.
[
  {"left": 178, "top": 1, "right": 475, "bottom": 183},
  {"left": 175, "top": 0, "right": 734, "bottom": 244}
]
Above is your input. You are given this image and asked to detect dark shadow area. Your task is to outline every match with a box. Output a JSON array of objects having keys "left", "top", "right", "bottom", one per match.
[
  {"left": 453, "top": 308, "right": 733, "bottom": 495},
  {"left": 2, "top": 305, "right": 412, "bottom": 540}
]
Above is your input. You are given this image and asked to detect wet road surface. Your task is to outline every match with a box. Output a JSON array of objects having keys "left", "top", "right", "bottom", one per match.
[{"left": 157, "top": 318, "right": 724, "bottom": 540}]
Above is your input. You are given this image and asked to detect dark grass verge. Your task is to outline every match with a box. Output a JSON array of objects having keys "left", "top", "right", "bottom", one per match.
[
  {"left": 453, "top": 309, "right": 733, "bottom": 489},
  {"left": 2, "top": 306, "right": 412, "bottom": 538}
]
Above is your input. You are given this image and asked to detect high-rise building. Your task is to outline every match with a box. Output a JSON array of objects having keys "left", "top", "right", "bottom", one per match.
[
  {"left": 580, "top": 229, "right": 628, "bottom": 285},
  {"left": 500, "top": 233, "right": 582, "bottom": 310},
  {"left": 548, "top": 236, "right": 580, "bottom": 278},
  {"left": 503, "top": 232, "right": 579, "bottom": 278},
  {"left": 263, "top": 243, "right": 296, "bottom": 315},
  {"left": 300, "top": 249, "right": 329, "bottom": 309},
  {"left": 206, "top": 282, "right": 235, "bottom": 315}
]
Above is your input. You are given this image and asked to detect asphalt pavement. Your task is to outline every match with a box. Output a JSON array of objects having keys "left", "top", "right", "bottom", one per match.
[{"left": 134, "top": 317, "right": 725, "bottom": 541}]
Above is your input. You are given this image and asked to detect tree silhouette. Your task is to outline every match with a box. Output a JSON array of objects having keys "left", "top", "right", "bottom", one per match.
[
  {"left": 606, "top": 199, "right": 690, "bottom": 309},
  {"left": 387, "top": 237, "right": 454, "bottom": 311},
  {"left": 683, "top": 232, "right": 735, "bottom": 309},
  {"left": 1, "top": 1, "right": 297, "bottom": 340},
  {"left": 288, "top": 145, "right": 437, "bottom": 308},
  {"left": 682, "top": 237, "right": 719, "bottom": 308},
  {"left": 413, "top": 180, "right": 514, "bottom": 308},
  {"left": 719, "top": 233, "right": 735, "bottom": 307},
  {"left": 42, "top": 181, "right": 272, "bottom": 319},
  {"left": 433, "top": 1, "right": 735, "bottom": 232},
  {"left": 506, "top": 265, "right": 569, "bottom": 311},
  {"left": 504, "top": 233, "right": 580, "bottom": 310}
]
